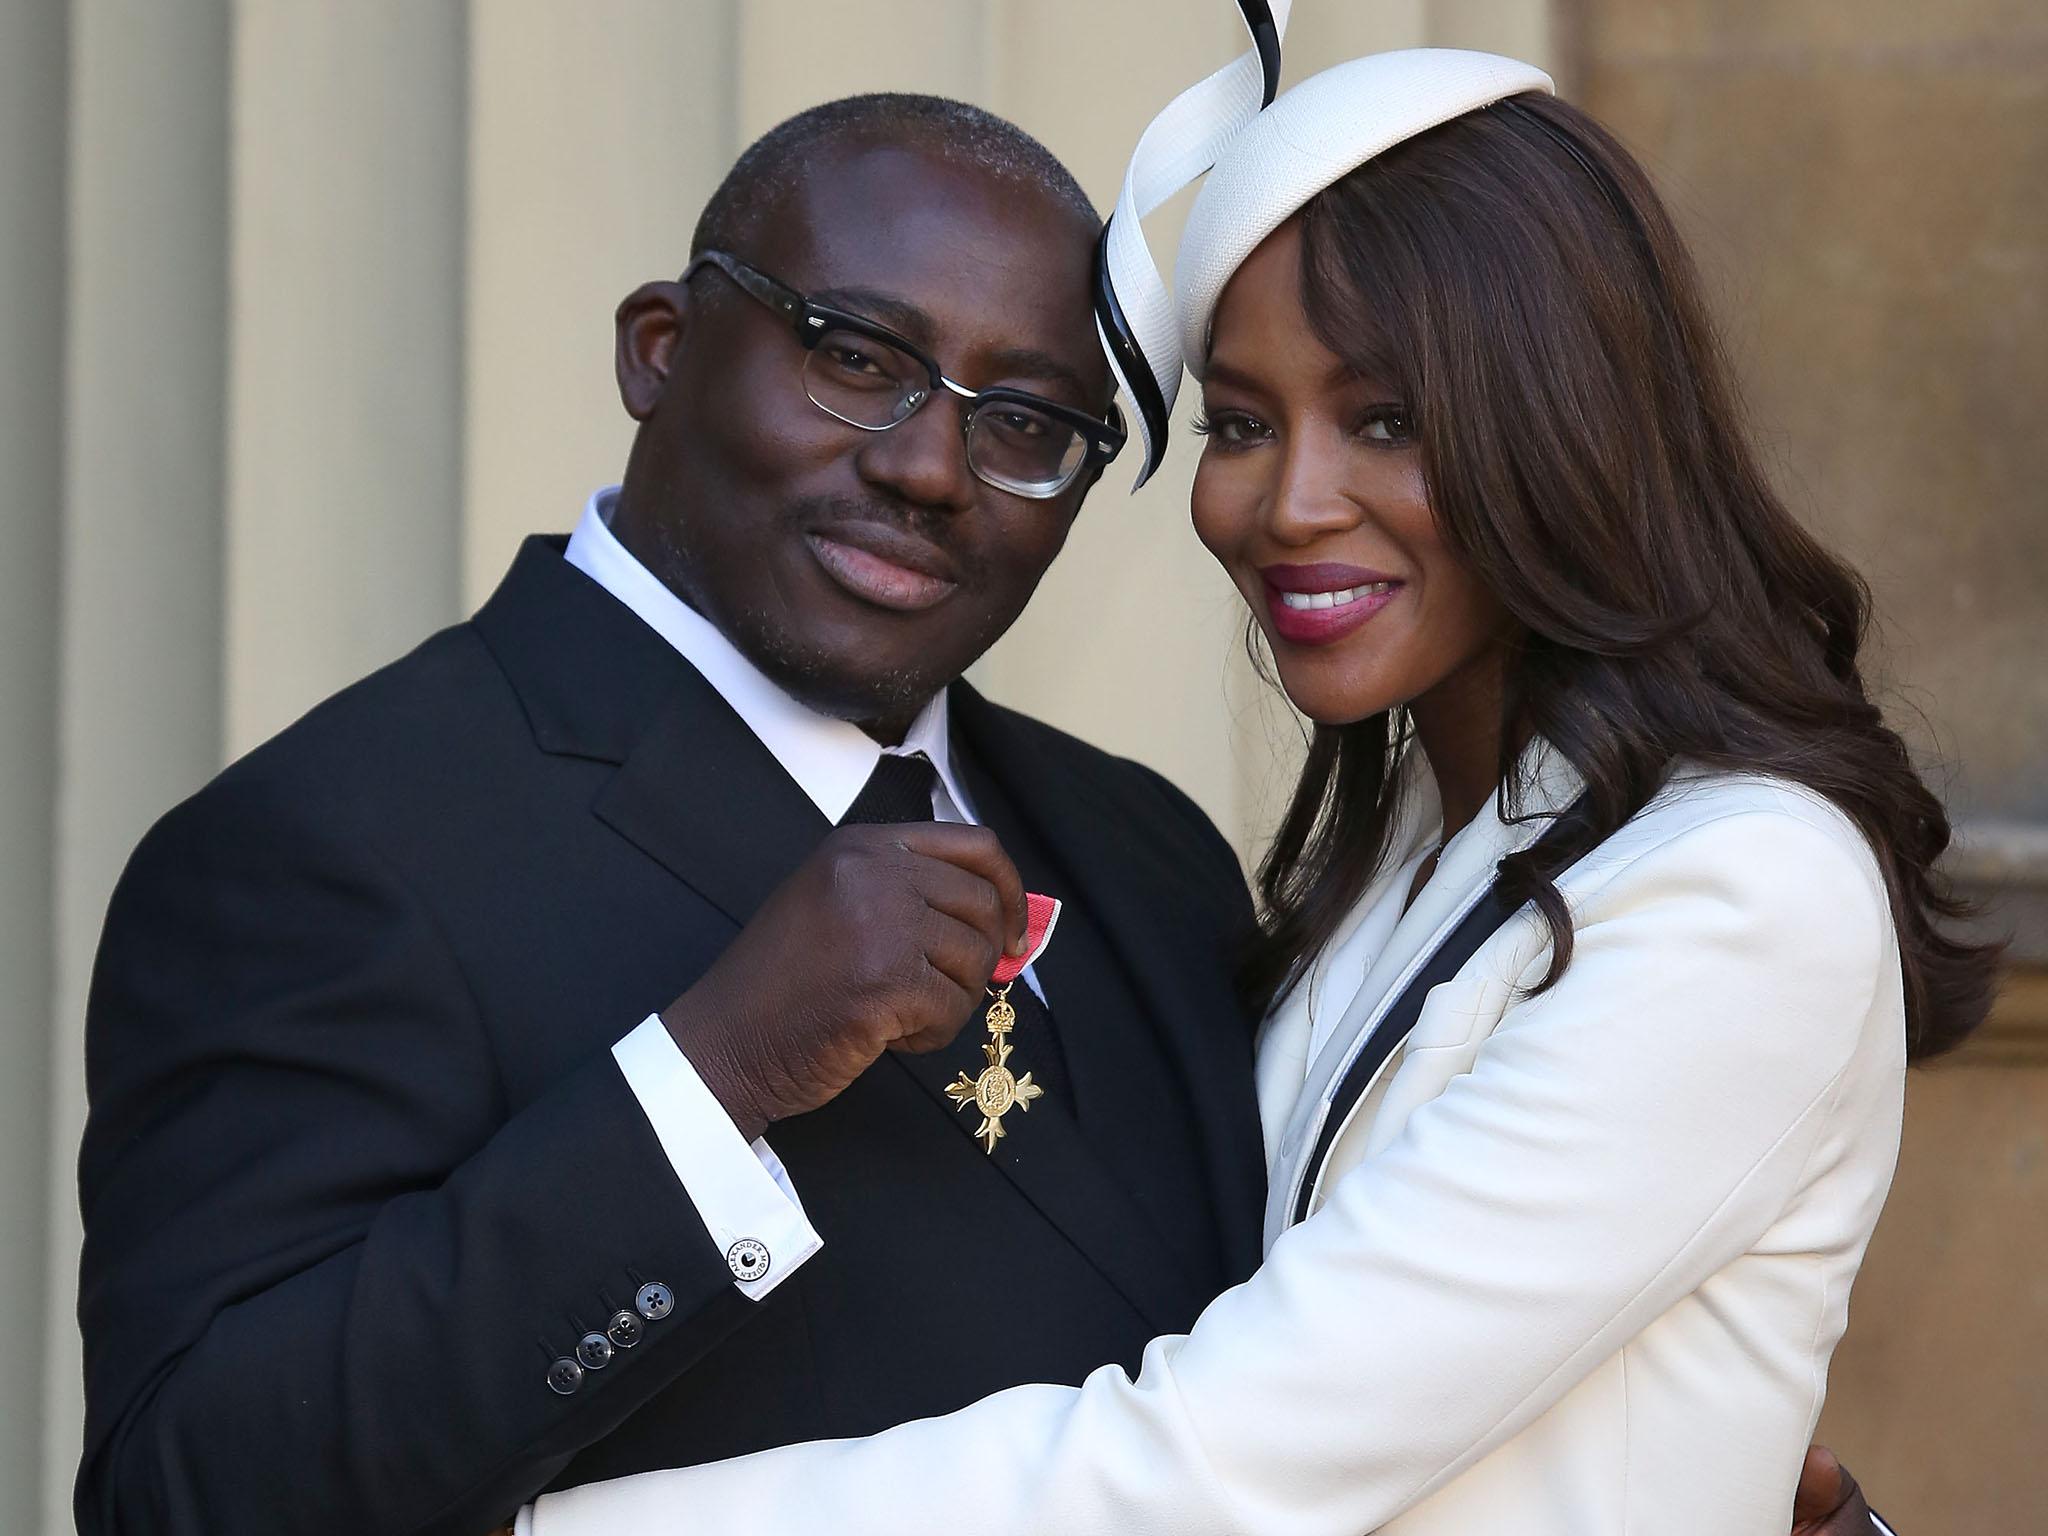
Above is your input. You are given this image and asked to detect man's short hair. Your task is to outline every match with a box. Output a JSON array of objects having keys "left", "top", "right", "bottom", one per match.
[{"left": 691, "top": 92, "right": 1100, "bottom": 260}]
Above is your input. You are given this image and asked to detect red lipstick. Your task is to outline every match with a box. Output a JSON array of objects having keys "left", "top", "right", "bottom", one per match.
[{"left": 1259, "top": 562, "right": 1403, "bottom": 647}]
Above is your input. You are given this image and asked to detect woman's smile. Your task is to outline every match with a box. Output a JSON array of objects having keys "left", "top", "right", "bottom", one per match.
[{"left": 1260, "top": 562, "right": 1404, "bottom": 645}]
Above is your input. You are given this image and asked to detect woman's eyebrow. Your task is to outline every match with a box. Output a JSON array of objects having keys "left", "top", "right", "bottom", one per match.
[
  {"left": 1201, "top": 358, "right": 1266, "bottom": 392},
  {"left": 1339, "top": 363, "right": 1402, "bottom": 394}
]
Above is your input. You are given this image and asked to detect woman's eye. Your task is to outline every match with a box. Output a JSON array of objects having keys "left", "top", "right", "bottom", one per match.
[
  {"left": 1358, "top": 405, "right": 1414, "bottom": 445},
  {"left": 1194, "top": 409, "right": 1271, "bottom": 447}
]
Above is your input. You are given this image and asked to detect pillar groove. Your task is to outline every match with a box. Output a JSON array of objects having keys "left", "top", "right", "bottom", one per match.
[
  {"left": 0, "top": 0, "right": 69, "bottom": 1525},
  {"left": 224, "top": 0, "right": 469, "bottom": 758},
  {"left": 461, "top": 0, "right": 739, "bottom": 603},
  {"left": 44, "top": 5, "right": 235, "bottom": 1529}
]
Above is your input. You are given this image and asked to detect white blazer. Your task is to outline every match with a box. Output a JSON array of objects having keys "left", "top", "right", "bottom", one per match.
[{"left": 528, "top": 747, "right": 1906, "bottom": 1536}]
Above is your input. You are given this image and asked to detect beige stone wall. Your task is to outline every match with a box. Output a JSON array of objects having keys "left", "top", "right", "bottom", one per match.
[
  {"left": 1569, "top": 0, "right": 2047, "bottom": 830},
  {"left": 1567, "top": 3, "right": 2048, "bottom": 1527}
]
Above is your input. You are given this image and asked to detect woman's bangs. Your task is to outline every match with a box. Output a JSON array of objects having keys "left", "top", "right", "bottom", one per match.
[{"left": 1295, "top": 175, "right": 1432, "bottom": 406}]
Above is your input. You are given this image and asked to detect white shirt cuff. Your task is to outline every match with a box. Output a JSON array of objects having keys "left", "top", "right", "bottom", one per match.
[{"left": 612, "top": 1015, "right": 823, "bottom": 1301}]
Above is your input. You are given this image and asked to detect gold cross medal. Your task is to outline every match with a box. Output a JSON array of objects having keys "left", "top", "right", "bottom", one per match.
[{"left": 945, "top": 893, "right": 1061, "bottom": 1154}]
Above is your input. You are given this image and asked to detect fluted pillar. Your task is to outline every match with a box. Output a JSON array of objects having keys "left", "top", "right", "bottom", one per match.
[
  {"left": 734, "top": 0, "right": 990, "bottom": 136},
  {"left": 461, "top": 0, "right": 740, "bottom": 601},
  {"left": 0, "top": 3, "right": 68, "bottom": 1525},
  {"left": 40, "top": 6, "right": 234, "bottom": 1531},
  {"left": 224, "top": 0, "right": 469, "bottom": 757}
]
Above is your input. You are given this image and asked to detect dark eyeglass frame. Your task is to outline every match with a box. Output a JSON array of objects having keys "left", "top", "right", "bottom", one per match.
[{"left": 683, "top": 249, "right": 1127, "bottom": 498}]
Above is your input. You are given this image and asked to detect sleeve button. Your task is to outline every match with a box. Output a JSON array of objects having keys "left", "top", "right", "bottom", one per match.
[
  {"left": 576, "top": 1332, "right": 614, "bottom": 1371},
  {"left": 545, "top": 1357, "right": 584, "bottom": 1396},
  {"left": 635, "top": 1280, "right": 675, "bottom": 1321},
  {"left": 726, "top": 1238, "right": 771, "bottom": 1282},
  {"left": 605, "top": 1309, "right": 644, "bottom": 1349}
]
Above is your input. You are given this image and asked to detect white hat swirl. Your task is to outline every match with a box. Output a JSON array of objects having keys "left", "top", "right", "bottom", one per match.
[
  {"left": 1095, "top": 0, "right": 1290, "bottom": 487},
  {"left": 1096, "top": 11, "right": 1553, "bottom": 485}
]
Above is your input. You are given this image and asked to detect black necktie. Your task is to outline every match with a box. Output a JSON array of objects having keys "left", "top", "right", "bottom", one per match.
[
  {"left": 839, "top": 752, "right": 941, "bottom": 827},
  {"left": 837, "top": 752, "right": 1069, "bottom": 1117}
]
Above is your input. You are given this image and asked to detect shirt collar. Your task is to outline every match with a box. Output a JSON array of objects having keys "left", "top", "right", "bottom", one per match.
[{"left": 563, "top": 487, "right": 974, "bottom": 825}]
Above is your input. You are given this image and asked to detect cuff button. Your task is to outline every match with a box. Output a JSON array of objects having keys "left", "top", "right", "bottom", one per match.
[
  {"left": 726, "top": 1238, "right": 771, "bottom": 1283},
  {"left": 576, "top": 1332, "right": 614, "bottom": 1371},
  {"left": 605, "top": 1309, "right": 644, "bottom": 1349},
  {"left": 635, "top": 1280, "right": 675, "bottom": 1321},
  {"left": 545, "top": 1357, "right": 584, "bottom": 1396}
]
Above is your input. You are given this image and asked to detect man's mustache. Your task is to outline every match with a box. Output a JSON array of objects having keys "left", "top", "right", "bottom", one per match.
[{"left": 786, "top": 494, "right": 987, "bottom": 587}]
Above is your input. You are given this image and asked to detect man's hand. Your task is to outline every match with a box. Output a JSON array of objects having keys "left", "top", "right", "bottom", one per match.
[
  {"left": 1793, "top": 1444, "right": 1876, "bottom": 1535},
  {"left": 663, "top": 822, "right": 1027, "bottom": 1139}
]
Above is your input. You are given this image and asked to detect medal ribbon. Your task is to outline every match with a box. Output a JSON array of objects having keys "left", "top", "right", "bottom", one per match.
[{"left": 990, "top": 892, "right": 1061, "bottom": 986}]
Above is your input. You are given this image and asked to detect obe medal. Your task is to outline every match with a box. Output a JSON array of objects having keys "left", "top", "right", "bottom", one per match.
[
  {"left": 946, "top": 983, "right": 1043, "bottom": 1153},
  {"left": 944, "top": 892, "right": 1061, "bottom": 1154}
]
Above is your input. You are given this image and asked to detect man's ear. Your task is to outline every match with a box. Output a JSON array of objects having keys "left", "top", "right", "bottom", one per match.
[{"left": 614, "top": 280, "right": 692, "bottom": 422}]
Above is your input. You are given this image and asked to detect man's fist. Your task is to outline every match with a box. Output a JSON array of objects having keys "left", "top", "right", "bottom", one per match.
[{"left": 663, "top": 822, "right": 1027, "bottom": 1139}]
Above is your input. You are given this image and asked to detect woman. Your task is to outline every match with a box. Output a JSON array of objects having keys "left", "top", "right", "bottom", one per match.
[{"left": 520, "top": 48, "right": 1994, "bottom": 1536}]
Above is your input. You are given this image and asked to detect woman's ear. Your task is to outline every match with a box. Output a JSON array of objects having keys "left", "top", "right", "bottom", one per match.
[{"left": 614, "top": 280, "right": 691, "bottom": 422}]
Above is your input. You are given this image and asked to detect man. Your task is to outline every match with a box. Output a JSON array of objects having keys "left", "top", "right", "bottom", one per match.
[
  {"left": 76, "top": 93, "right": 1878, "bottom": 1536},
  {"left": 77, "top": 95, "right": 1263, "bottom": 1536}
]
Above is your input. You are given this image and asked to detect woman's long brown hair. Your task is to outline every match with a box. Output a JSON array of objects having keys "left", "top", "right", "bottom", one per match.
[{"left": 1242, "top": 92, "right": 1999, "bottom": 1061}]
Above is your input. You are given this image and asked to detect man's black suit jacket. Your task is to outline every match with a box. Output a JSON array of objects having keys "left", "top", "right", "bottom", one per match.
[{"left": 76, "top": 537, "right": 1266, "bottom": 1536}]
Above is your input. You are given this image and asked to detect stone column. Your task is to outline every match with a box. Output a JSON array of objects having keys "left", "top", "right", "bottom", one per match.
[
  {"left": 41, "top": 6, "right": 234, "bottom": 1529},
  {"left": 733, "top": 0, "right": 990, "bottom": 138},
  {"left": 462, "top": 0, "right": 740, "bottom": 603},
  {"left": 0, "top": 4, "right": 68, "bottom": 1525},
  {"left": 224, "top": 0, "right": 469, "bottom": 758}
]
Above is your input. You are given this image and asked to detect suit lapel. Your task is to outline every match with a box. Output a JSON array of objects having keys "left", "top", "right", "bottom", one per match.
[
  {"left": 591, "top": 672, "right": 827, "bottom": 928},
  {"left": 474, "top": 534, "right": 833, "bottom": 928}
]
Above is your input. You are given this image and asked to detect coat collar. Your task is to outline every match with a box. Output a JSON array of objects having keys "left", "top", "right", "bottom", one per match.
[
  {"left": 474, "top": 535, "right": 827, "bottom": 927},
  {"left": 473, "top": 534, "right": 691, "bottom": 766},
  {"left": 1260, "top": 737, "right": 1585, "bottom": 1244}
]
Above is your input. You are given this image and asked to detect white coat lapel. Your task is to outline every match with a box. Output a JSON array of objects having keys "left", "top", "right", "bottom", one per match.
[
  {"left": 1253, "top": 756, "right": 1440, "bottom": 1171},
  {"left": 1262, "top": 741, "right": 1586, "bottom": 1248}
]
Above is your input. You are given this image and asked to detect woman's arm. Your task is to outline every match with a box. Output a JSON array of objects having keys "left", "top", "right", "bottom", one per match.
[{"left": 527, "top": 805, "right": 1898, "bottom": 1536}]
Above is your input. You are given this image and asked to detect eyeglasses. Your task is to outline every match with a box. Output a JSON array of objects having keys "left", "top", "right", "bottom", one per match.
[{"left": 683, "top": 249, "right": 1126, "bottom": 500}]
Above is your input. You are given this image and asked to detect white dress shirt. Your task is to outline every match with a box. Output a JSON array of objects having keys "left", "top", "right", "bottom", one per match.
[{"left": 567, "top": 486, "right": 1037, "bottom": 1304}]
